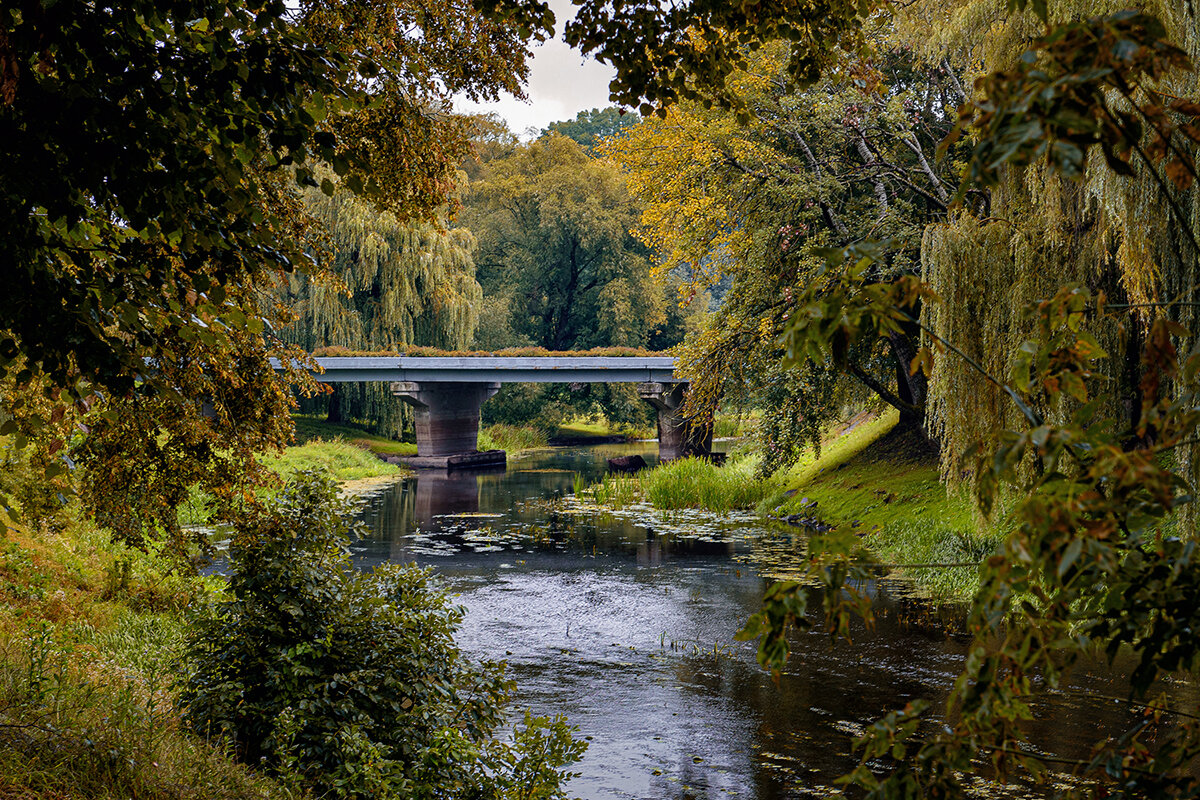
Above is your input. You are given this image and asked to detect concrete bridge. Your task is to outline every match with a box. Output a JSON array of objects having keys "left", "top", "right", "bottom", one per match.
[{"left": 295, "top": 357, "right": 711, "bottom": 467}]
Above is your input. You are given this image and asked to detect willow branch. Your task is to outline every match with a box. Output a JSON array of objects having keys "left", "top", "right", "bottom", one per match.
[{"left": 844, "top": 360, "right": 921, "bottom": 416}]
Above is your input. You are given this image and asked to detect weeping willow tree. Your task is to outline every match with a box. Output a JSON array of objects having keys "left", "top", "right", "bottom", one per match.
[
  {"left": 280, "top": 186, "right": 482, "bottom": 436},
  {"left": 905, "top": 0, "right": 1200, "bottom": 484}
]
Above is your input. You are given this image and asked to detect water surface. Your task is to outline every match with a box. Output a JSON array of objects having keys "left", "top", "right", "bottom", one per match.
[{"left": 353, "top": 444, "right": 1148, "bottom": 800}]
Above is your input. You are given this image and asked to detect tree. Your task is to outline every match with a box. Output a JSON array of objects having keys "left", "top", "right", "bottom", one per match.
[
  {"left": 542, "top": 107, "right": 641, "bottom": 154},
  {"left": 476, "top": 0, "right": 887, "bottom": 116},
  {"left": 0, "top": 0, "right": 537, "bottom": 538},
  {"left": 605, "top": 40, "right": 965, "bottom": 470},
  {"left": 279, "top": 186, "right": 482, "bottom": 436},
  {"left": 466, "top": 134, "right": 671, "bottom": 351},
  {"left": 900, "top": 0, "right": 1200, "bottom": 482},
  {"left": 715, "top": 7, "right": 1200, "bottom": 797},
  {"left": 495, "top": 0, "right": 1200, "bottom": 794}
]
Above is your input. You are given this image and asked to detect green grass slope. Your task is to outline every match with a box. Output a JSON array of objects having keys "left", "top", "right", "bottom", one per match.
[{"left": 764, "top": 413, "right": 999, "bottom": 600}]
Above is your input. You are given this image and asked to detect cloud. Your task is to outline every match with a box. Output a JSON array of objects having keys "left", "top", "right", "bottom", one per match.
[{"left": 453, "top": 0, "right": 619, "bottom": 137}]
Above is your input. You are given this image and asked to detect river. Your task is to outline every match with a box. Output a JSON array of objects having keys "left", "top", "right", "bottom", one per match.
[{"left": 351, "top": 443, "right": 1168, "bottom": 800}]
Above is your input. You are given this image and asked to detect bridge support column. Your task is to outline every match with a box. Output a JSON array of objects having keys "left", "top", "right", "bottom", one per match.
[
  {"left": 637, "top": 382, "right": 712, "bottom": 461},
  {"left": 391, "top": 381, "right": 500, "bottom": 458}
]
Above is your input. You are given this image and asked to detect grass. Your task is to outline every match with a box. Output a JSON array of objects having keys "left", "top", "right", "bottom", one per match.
[
  {"left": 292, "top": 416, "right": 416, "bottom": 457},
  {"left": 260, "top": 438, "right": 400, "bottom": 483},
  {"left": 770, "top": 410, "right": 903, "bottom": 487},
  {"left": 573, "top": 472, "right": 642, "bottom": 508},
  {"left": 576, "top": 453, "right": 777, "bottom": 513},
  {"left": 641, "top": 455, "right": 776, "bottom": 512},
  {"left": 0, "top": 513, "right": 290, "bottom": 800},
  {"left": 762, "top": 411, "right": 999, "bottom": 600},
  {"left": 178, "top": 438, "right": 402, "bottom": 527},
  {"left": 554, "top": 418, "right": 653, "bottom": 440},
  {"left": 478, "top": 424, "right": 549, "bottom": 453},
  {"left": 713, "top": 410, "right": 759, "bottom": 439}
]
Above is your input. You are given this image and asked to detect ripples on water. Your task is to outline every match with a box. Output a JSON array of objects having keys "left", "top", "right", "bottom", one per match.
[{"left": 352, "top": 444, "right": 1147, "bottom": 800}]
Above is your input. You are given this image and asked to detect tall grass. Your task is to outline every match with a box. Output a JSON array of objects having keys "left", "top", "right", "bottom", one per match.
[
  {"left": 575, "top": 455, "right": 775, "bottom": 513},
  {"left": 641, "top": 456, "right": 775, "bottom": 512},
  {"left": 713, "top": 411, "right": 759, "bottom": 439},
  {"left": 0, "top": 623, "right": 286, "bottom": 800},
  {"left": 478, "top": 424, "right": 549, "bottom": 453},
  {"left": 573, "top": 472, "right": 642, "bottom": 508}
]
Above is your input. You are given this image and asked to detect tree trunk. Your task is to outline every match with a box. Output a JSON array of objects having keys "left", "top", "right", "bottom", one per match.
[
  {"left": 326, "top": 385, "right": 344, "bottom": 424},
  {"left": 886, "top": 328, "right": 932, "bottom": 443}
]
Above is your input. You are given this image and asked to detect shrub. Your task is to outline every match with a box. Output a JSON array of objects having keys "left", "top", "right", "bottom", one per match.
[{"left": 178, "top": 471, "right": 584, "bottom": 799}]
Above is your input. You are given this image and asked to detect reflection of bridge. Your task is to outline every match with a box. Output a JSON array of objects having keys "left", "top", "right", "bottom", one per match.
[{"left": 297, "top": 357, "right": 711, "bottom": 467}]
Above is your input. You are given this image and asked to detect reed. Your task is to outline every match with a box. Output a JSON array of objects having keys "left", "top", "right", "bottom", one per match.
[
  {"left": 572, "top": 472, "right": 643, "bottom": 508},
  {"left": 478, "top": 424, "right": 549, "bottom": 453},
  {"left": 640, "top": 456, "right": 773, "bottom": 512}
]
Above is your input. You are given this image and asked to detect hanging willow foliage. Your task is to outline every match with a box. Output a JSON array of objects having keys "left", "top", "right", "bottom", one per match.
[
  {"left": 910, "top": 0, "right": 1199, "bottom": 486},
  {"left": 279, "top": 186, "right": 482, "bottom": 435}
]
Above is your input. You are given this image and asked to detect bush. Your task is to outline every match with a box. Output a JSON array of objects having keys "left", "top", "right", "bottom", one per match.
[{"left": 178, "top": 471, "right": 584, "bottom": 799}]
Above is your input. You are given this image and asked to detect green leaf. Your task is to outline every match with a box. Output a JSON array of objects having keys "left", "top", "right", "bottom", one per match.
[{"left": 1058, "top": 538, "right": 1083, "bottom": 579}]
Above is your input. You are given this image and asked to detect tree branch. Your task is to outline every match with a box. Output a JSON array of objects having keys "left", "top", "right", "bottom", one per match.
[{"left": 844, "top": 360, "right": 921, "bottom": 416}]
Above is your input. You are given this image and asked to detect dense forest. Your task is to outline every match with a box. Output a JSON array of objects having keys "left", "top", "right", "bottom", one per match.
[{"left": 2, "top": 0, "right": 1200, "bottom": 797}]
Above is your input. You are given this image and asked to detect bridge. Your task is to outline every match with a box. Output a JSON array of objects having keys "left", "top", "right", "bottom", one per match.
[{"left": 292, "top": 356, "right": 710, "bottom": 467}]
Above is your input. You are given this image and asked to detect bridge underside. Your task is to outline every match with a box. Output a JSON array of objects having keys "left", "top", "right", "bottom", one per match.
[{"left": 388, "top": 379, "right": 710, "bottom": 467}]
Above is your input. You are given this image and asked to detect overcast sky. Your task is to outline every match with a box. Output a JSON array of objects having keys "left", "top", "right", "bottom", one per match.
[{"left": 453, "top": 0, "right": 619, "bottom": 137}]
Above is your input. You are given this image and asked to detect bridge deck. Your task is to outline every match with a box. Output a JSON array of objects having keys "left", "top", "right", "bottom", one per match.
[{"left": 294, "top": 356, "right": 678, "bottom": 383}]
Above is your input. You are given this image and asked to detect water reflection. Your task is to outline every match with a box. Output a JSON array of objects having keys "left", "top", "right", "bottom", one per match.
[{"left": 354, "top": 445, "right": 1165, "bottom": 800}]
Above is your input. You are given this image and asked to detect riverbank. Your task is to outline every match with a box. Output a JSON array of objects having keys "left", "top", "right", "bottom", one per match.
[
  {"left": 0, "top": 431, "right": 412, "bottom": 798},
  {"left": 763, "top": 412, "right": 994, "bottom": 600},
  {"left": 292, "top": 414, "right": 655, "bottom": 459},
  {"left": 0, "top": 509, "right": 288, "bottom": 799},
  {"left": 177, "top": 436, "right": 404, "bottom": 527},
  {"left": 580, "top": 410, "right": 995, "bottom": 601}
]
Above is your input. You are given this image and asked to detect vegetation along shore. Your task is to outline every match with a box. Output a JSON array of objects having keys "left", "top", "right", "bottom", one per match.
[{"left": 4, "top": 0, "right": 1200, "bottom": 796}]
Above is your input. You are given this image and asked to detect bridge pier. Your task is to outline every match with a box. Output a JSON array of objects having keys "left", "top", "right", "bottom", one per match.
[
  {"left": 637, "top": 382, "right": 712, "bottom": 461},
  {"left": 391, "top": 381, "right": 503, "bottom": 466}
]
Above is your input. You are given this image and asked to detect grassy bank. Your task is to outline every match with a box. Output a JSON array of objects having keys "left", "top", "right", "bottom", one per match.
[
  {"left": 178, "top": 437, "right": 402, "bottom": 527},
  {"left": 262, "top": 438, "right": 401, "bottom": 482},
  {"left": 294, "top": 415, "right": 557, "bottom": 456},
  {"left": 580, "top": 409, "right": 996, "bottom": 601},
  {"left": 553, "top": 418, "right": 653, "bottom": 441},
  {"left": 0, "top": 514, "right": 288, "bottom": 800},
  {"left": 763, "top": 412, "right": 994, "bottom": 600},
  {"left": 0, "top": 425, "right": 402, "bottom": 798},
  {"left": 292, "top": 415, "right": 417, "bottom": 457}
]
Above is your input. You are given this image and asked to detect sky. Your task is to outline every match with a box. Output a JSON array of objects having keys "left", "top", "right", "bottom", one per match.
[{"left": 453, "top": 0, "right": 618, "bottom": 138}]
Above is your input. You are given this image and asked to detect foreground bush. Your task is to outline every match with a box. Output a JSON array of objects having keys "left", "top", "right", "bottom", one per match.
[{"left": 178, "top": 471, "right": 584, "bottom": 798}]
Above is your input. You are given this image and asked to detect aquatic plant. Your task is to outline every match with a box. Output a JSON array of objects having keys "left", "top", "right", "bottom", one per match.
[{"left": 640, "top": 456, "right": 774, "bottom": 512}]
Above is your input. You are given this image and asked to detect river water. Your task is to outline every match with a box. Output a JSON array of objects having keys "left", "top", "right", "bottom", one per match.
[{"left": 352, "top": 443, "right": 1167, "bottom": 800}]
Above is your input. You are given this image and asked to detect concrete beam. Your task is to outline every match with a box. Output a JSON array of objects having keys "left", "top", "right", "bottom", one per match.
[
  {"left": 391, "top": 381, "right": 500, "bottom": 457},
  {"left": 287, "top": 356, "right": 678, "bottom": 383},
  {"left": 636, "top": 382, "right": 713, "bottom": 461}
]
